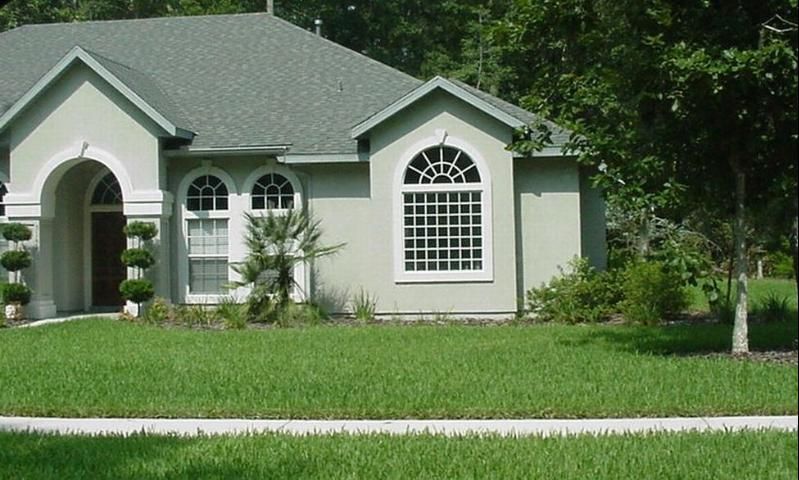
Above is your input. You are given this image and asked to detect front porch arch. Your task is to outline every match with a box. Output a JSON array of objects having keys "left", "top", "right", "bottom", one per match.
[{"left": 33, "top": 142, "right": 134, "bottom": 219}]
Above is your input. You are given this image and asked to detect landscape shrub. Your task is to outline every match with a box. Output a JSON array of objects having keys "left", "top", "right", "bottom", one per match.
[
  {"left": 1, "top": 223, "right": 33, "bottom": 311},
  {"left": 1, "top": 223, "right": 32, "bottom": 243},
  {"left": 1, "top": 282, "right": 32, "bottom": 305},
  {"left": 120, "top": 248, "right": 155, "bottom": 270},
  {"left": 279, "top": 302, "right": 327, "bottom": 327},
  {"left": 143, "top": 297, "right": 172, "bottom": 325},
  {"left": 217, "top": 297, "right": 247, "bottom": 329},
  {"left": 753, "top": 293, "right": 794, "bottom": 323},
  {"left": 174, "top": 304, "right": 219, "bottom": 328},
  {"left": 351, "top": 288, "right": 377, "bottom": 323},
  {"left": 620, "top": 261, "right": 688, "bottom": 325},
  {"left": 123, "top": 221, "right": 158, "bottom": 241},
  {"left": 120, "top": 222, "right": 158, "bottom": 315},
  {"left": 526, "top": 258, "right": 622, "bottom": 323},
  {"left": 0, "top": 250, "right": 31, "bottom": 271},
  {"left": 770, "top": 251, "right": 795, "bottom": 279},
  {"left": 119, "top": 279, "right": 155, "bottom": 304}
]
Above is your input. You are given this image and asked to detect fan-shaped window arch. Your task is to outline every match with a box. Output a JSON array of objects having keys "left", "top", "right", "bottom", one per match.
[
  {"left": 404, "top": 146, "right": 481, "bottom": 185},
  {"left": 91, "top": 173, "right": 123, "bottom": 205},
  {"left": 187, "top": 175, "right": 229, "bottom": 211},
  {"left": 398, "top": 142, "right": 491, "bottom": 280},
  {"left": 252, "top": 173, "right": 295, "bottom": 210}
]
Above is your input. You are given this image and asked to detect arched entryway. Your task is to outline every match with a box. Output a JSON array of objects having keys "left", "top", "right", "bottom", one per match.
[{"left": 50, "top": 160, "right": 127, "bottom": 312}]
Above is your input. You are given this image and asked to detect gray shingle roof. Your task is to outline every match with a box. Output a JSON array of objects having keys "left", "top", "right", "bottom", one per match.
[
  {"left": 85, "top": 48, "right": 195, "bottom": 132},
  {"left": 0, "top": 13, "right": 554, "bottom": 154}
]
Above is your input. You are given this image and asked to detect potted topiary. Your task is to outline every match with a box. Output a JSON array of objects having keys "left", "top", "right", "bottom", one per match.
[
  {"left": 119, "top": 221, "right": 158, "bottom": 317},
  {"left": 1, "top": 223, "right": 33, "bottom": 321}
]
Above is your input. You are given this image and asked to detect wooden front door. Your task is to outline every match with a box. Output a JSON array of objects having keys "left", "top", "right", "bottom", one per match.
[{"left": 92, "top": 212, "right": 127, "bottom": 307}]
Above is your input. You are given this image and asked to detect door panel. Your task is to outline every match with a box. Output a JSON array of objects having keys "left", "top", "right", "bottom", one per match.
[{"left": 92, "top": 212, "right": 127, "bottom": 307}]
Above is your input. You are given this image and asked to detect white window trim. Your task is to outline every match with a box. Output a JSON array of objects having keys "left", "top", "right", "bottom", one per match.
[
  {"left": 393, "top": 134, "right": 494, "bottom": 283},
  {"left": 177, "top": 166, "right": 239, "bottom": 304},
  {"left": 241, "top": 165, "right": 308, "bottom": 302}
]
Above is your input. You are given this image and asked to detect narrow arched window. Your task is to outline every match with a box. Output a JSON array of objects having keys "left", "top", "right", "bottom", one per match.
[
  {"left": 251, "top": 173, "right": 295, "bottom": 210},
  {"left": 400, "top": 146, "right": 487, "bottom": 277},
  {"left": 187, "top": 175, "right": 229, "bottom": 211},
  {"left": 184, "top": 174, "right": 230, "bottom": 295},
  {"left": 91, "top": 173, "right": 123, "bottom": 205}
]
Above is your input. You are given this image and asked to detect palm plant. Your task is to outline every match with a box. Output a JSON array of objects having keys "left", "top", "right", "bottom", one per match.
[{"left": 232, "top": 210, "right": 343, "bottom": 323}]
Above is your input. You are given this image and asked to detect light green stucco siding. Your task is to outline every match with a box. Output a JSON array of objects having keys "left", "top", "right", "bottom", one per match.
[
  {"left": 513, "top": 157, "right": 582, "bottom": 296},
  {"left": 351, "top": 91, "right": 518, "bottom": 315},
  {"left": 8, "top": 64, "right": 163, "bottom": 205}
]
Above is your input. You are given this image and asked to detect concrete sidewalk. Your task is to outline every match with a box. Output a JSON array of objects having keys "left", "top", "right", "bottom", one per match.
[{"left": 1, "top": 415, "right": 796, "bottom": 437}]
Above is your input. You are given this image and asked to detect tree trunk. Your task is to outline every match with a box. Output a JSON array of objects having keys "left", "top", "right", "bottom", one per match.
[{"left": 731, "top": 168, "right": 749, "bottom": 354}]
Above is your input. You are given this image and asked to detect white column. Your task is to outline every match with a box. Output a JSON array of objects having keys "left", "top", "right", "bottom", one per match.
[{"left": 21, "top": 217, "right": 58, "bottom": 319}]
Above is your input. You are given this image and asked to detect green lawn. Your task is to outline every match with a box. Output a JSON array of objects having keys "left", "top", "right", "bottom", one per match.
[
  {"left": 688, "top": 277, "right": 798, "bottom": 312},
  {"left": 0, "top": 430, "right": 795, "bottom": 479},
  {"left": 0, "top": 319, "right": 795, "bottom": 418}
]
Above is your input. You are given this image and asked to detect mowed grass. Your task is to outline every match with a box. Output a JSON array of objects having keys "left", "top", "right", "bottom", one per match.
[
  {"left": 688, "top": 277, "right": 798, "bottom": 312},
  {"left": 0, "top": 430, "right": 795, "bottom": 479},
  {"left": 0, "top": 320, "right": 795, "bottom": 418}
]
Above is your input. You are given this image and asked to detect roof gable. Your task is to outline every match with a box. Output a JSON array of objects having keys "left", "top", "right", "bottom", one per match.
[
  {"left": 351, "top": 77, "right": 529, "bottom": 139},
  {"left": 0, "top": 46, "right": 193, "bottom": 139},
  {"left": 351, "top": 77, "right": 572, "bottom": 157}
]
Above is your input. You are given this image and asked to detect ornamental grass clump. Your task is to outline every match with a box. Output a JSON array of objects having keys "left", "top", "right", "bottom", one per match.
[
  {"left": 119, "top": 221, "right": 158, "bottom": 316},
  {"left": 1, "top": 223, "right": 33, "bottom": 319}
]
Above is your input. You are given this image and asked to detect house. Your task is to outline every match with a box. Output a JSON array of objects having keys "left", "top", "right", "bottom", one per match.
[{"left": 0, "top": 13, "right": 606, "bottom": 319}]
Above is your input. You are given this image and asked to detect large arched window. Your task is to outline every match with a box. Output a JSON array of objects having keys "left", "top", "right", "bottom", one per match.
[
  {"left": 398, "top": 144, "right": 490, "bottom": 281},
  {"left": 251, "top": 173, "right": 295, "bottom": 210},
  {"left": 184, "top": 174, "right": 230, "bottom": 295}
]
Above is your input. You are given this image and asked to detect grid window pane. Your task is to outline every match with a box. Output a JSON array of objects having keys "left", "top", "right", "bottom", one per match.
[
  {"left": 187, "top": 219, "right": 228, "bottom": 293},
  {"left": 189, "top": 258, "right": 228, "bottom": 294},
  {"left": 402, "top": 191, "right": 483, "bottom": 272}
]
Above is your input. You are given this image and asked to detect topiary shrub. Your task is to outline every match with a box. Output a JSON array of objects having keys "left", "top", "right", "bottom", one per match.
[
  {"left": 119, "top": 221, "right": 158, "bottom": 316},
  {"left": 119, "top": 279, "right": 155, "bottom": 304},
  {"left": 2, "top": 223, "right": 33, "bottom": 243},
  {"left": 2, "top": 282, "right": 32, "bottom": 305},
  {"left": 0, "top": 250, "right": 32, "bottom": 271},
  {"left": 120, "top": 248, "right": 155, "bottom": 270},
  {"left": 123, "top": 221, "right": 158, "bottom": 241},
  {"left": 620, "top": 261, "right": 689, "bottom": 325},
  {"left": 1, "top": 223, "right": 34, "bottom": 317}
]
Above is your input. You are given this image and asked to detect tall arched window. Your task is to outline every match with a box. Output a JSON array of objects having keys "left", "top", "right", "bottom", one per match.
[
  {"left": 399, "top": 144, "right": 490, "bottom": 281},
  {"left": 184, "top": 174, "right": 230, "bottom": 295},
  {"left": 91, "top": 173, "right": 123, "bottom": 205},
  {"left": 251, "top": 173, "right": 295, "bottom": 210}
]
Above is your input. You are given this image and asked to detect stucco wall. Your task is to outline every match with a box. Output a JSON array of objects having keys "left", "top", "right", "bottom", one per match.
[
  {"left": 7, "top": 63, "right": 163, "bottom": 213},
  {"left": 363, "top": 91, "right": 518, "bottom": 315},
  {"left": 514, "top": 157, "right": 582, "bottom": 296}
]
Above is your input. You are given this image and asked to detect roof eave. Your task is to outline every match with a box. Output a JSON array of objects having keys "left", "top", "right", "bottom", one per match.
[
  {"left": 351, "top": 76, "right": 526, "bottom": 139},
  {"left": 0, "top": 46, "right": 193, "bottom": 139}
]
